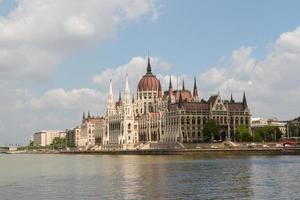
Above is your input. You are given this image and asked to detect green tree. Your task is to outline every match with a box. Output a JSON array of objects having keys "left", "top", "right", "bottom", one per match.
[
  {"left": 235, "top": 125, "right": 252, "bottom": 142},
  {"left": 253, "top": 132, "right": 263, "bottom": 142},
  {"left": 203, "top": 120, "right": 220, "bottom": 141},
  {"left": 51, "top": 137, "right": 67, "bottom": 149},
  {"left": 254, "top": 126, "right": 282, "bottom": 142}
]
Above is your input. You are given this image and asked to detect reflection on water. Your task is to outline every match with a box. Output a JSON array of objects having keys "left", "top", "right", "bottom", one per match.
[{"left": 0, "top": 154, "right": 299, "bottom": 200}]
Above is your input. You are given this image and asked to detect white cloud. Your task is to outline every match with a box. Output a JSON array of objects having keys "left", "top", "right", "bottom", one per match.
[
  {"left": 0, "top": 0, "right": 159, "bottom": 144},
  {"left": 0, "top": 0, "right": 158, "bottom": 80},
  {"left": 93, "top": 56, "right": 172, "bottom": 95},
  {"left": 0, "top": 87, "right": 103, "bottom": 144},
  {"left": 195, "top": 28, "right": 300, "bottom": 120}
]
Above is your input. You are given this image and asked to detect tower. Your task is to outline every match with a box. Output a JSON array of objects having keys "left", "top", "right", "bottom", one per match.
[
  {"left": 193, "top": 76, "right": 199, "bottom": 102},
  {"left": 230, "top": 93, "right": 234, "bottom": 103},
  {"left": 243, "top": 91, "right": 248, "bottom": 108},
  {"left": 107, "top": 79, "right": 115, "bottom": 116},
  {"left": 123, "top": 73, "right": 135, "bottom": 147}
]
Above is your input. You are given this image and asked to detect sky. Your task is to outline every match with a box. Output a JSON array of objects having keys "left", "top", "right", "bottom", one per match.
[{"left": 1, "top": 0, "right": 300, "bottom": 145}]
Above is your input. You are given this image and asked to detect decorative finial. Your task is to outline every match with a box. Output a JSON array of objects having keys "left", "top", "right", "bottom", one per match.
[
  {"left": 169, "top": 74, "right": 173, "bottom": 90},
  {"left": 146, "top": 52, "right": 152, "bottom": 75}
]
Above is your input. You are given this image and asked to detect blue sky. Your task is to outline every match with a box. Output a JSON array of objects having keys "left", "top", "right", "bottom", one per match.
[
  {"left": 1, "top": 0, "right": 300, "bottom": 144},
  {"left": 57, "top": 0, "right": 300, "bottom": 89},
  {"left": 1, "top": 0, "right": 298, "bottom": 90}
]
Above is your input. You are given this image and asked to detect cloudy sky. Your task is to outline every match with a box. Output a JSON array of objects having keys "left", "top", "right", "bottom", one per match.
[{"left": 1, "top": 0, "right": 300, "bottom": 144}]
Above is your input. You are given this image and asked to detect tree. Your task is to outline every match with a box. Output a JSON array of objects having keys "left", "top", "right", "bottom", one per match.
[
  {"left": 254, "top": 126, "right": 282, "bottom": 142},
  {"left": 203, "top": 120, "right": 220, "bottom": 141},
  {"left": 235, "top": 125, "right": 252, "bottom": 142},
  {"left": 253, "top": 132, "right": 263, "bottom": 142},
  {"left": 51, "top": 137, "right": 67, "bottom": 149}
]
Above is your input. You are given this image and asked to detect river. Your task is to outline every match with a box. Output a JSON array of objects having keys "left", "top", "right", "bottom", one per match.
[{"left": 0, "top": 154, "right": 299, "bottom": 199}]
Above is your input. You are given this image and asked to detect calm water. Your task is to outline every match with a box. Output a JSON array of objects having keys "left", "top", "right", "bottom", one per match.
[{"left": 0, "top": 154, "right": 299, "bottom": 200}]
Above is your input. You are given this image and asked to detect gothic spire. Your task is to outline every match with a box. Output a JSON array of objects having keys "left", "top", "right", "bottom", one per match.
[
  {"left": 125, "top": 73, "right": 129, "bottom": 92},
  {"left": 168, "top": 90, "right": 172, "bottom": 110},
  {"left": 230, "top": 93, "right": 234, "bottom": 103},
  {"left": 107, "top": 79, "right": 114, "bottom": 104},
  {"left": 169, "top": 74, "right": 173, "bottom": 90},
  {"left": 88, "top": 110, "right": 91, "bottom": 119},
  {"left": 243, "top": 91, "right": 247, "bottom": 107},
  {"left": 178, "top": 91, "right": 183, "bottom": 108},
  {"left": 146, "top": 55, "right": 152, "bottom": 75},
  {"left": 124, "top": 73, "right": 130, "bottom": 103},
  {"left": 118, "top": 91, "right": 122, "bottom": 102},
  {"left": 182, "top": 79, "right": 185, "bottom": 91},
  {"left": 193, "top": 76, "right": 198, "bottom": 97},
  {"left": 109, "top": 79, "right": 113, "bottom": 96},
  {"left": 82, "top": 112, "right": 86, "bottom": 120}
]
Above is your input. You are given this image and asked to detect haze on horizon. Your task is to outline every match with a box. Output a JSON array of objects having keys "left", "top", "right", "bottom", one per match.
[{"left": 0, "top": 0, "right": 300, "bottom": 144}]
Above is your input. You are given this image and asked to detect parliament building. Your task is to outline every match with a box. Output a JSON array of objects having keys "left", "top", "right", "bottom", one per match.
[{"left": 103, "top": 57, "right": 251, "bottom": 149}]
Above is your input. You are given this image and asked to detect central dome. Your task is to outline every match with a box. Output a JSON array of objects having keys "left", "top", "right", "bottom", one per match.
[{"left": 137, "top": 56, "right": 161, "bottom": 92}]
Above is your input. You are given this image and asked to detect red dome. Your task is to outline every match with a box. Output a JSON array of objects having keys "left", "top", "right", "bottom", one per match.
[
  {"left": 138, "top": 55, "right": 162, "bottom": 92},
  {"left": 138, "top": 74, "right": 161, "bottom": 91}
]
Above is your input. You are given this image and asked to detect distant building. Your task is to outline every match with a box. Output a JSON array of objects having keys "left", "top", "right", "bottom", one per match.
[
  {"left": 66, "top": 127, "right": 81, "bottom": 147},
  {"left": 33, "top": 130, "right": 66, "bottom": 146},
  {"left": 287, "top": 117, "right": 300, "bottom": 139},
  {"left": 251, "top": 117, "right": 268, "bottom": 128},
  {"left": 251, "top": 117, "right": 287, "bottom": 138},
  {"left": 80, "top": 112, "right": 106, "bottom": 148},
  {"left": 267, "top": 117, "right": 287, "bottom": 136}
]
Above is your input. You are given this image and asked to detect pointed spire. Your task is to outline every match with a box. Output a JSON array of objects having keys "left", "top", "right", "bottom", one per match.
[
  {"left": 178, "top": 91, "right": 183, "bottom": 108},
  {"left": 132, "top": 95, "right": 135, "bottom": 103},
  {"left": 168, "top": 91, "right": 172, "bottom": 110},
  {"left": 118, "top": 91, "right": 122, "bottom": 102},
  {"left": 243, "top": 91, "right": 247, "bottom": 107},
  {"left": 125, "top": 73, "right": 129, "bottom": 92},
  {"left": 107, "top": 78, "right": 114, "bottom": 104},
  {"left": 109, "top": 79, "right": 113, "bottom": 95},
  {"left": 230, "top": 93, "right": 234, "bottom": 103},
  {"left": 88, "top": 110, "right": 91, "bottom": 119},
  {"left": 146, "top": 54, "right": 152, "bottom": 75},
  {"left": 182, "top": 79, "right": 185, "bottom": 91},
  {"left": 193, "top": 76, "right": 198, "bottom": 97},
  {"left": 82, "top": 112, "right": 86, "bottom": 120},
  {"left": 169, "top": 74, "right": 173, "bottom": 90}
]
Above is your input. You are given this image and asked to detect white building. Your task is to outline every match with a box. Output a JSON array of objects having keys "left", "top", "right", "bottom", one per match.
[
  {"left": 80, "top": 112, "right": 106, "bottom": 148},
  {"left": 103, "top": 57, "right": 251, "bottom": 149},
  {"left": 251, "top": 117, "right": 268, "bottom": 128},
  {"left": 268, "top": 117, "right": 287, "bottom": 136},
  {"left": 33, "top": 130, "right": 66, "bottom": 146},
  {"left": 251, "top": 117, "right": 287, "bottom": 136}
]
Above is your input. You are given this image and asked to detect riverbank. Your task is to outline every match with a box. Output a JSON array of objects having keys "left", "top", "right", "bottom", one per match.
[{"left": 58, "top": 147, "right": 300, "bottom": 155}]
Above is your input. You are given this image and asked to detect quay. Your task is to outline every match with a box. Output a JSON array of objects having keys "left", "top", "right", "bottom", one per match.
[{"left": 60, "top": 147, "right": 300, "bottom": 156}]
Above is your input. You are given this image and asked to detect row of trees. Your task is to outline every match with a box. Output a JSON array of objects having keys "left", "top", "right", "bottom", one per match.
[
  {"left": 252, "top": 126, "right": 282, "bottom": 142},
  {"left": 202, "top": 120, "right": 282, "bottom": 142},
  {"left": 51, "top": 137, "right": 68, "bottom": 149}
]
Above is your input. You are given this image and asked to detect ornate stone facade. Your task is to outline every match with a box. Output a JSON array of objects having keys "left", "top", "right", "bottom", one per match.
[{"left": 103, "top": 57, "right": 251, "bottom": 149}]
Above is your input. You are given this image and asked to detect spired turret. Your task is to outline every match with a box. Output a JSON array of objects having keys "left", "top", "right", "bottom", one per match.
[
  {"left": 230, "top": 93, "right": 234, "bottom": 103},
  {"left": 82, "top": 112, "right": 86, "bottom": 123},
  {"left": 107, "top": 79, "right": 115, "bottom": 116},
  {"left": 124, "top": 73, "right": 131, "bottom": 105},
  {"left": 178, "top": 91, "right": 183, "bottom": 109},
  {"left": 193, "top": 76, "right": 199, "bottom": 102},
  {"left": 243, "top": 91, "right": 248, "bottom": 108}
]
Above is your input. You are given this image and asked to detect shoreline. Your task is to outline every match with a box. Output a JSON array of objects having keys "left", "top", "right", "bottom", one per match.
[{"left": 33, "top": 147, "right": 300, "bottom": 156}]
